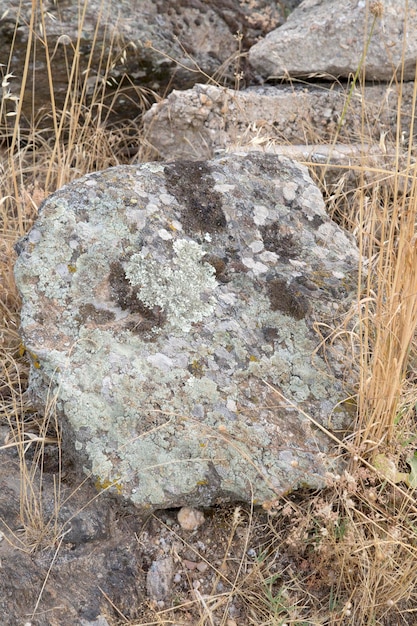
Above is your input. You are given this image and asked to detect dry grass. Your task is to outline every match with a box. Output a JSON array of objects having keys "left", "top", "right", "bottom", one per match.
[{"left": 1, "top": 1, "right": 417, "bottom": 625}]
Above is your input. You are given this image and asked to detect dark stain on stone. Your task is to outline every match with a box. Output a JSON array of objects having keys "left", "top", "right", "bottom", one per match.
[
  {"left": 267, "top": 277, "right": 310, "bottom": 320},
  {"left": 164, "top": 161, "right": 226, "bottom": 234},
  {"left": 109, "top": 260, "right": 140, "bottom": 311},
  {"left": 311, "top": 215, "right": 325, "bottom": 228},
  {"left": 202, "top": 254, "right": 229, "bottom": 282},
  {"left": 260, "top": 222, "right": 301, "bottom": 261},
  {"left": 293, "top": 275, "right": 319, "bottom": 293},
  {"left": 77, "top": 304, "right": 116, "bottom": 325},
  {"left": 135, "top": 300, "right": 166, "bottom": 327},
  {"left": 243, "top": 152, "right": 281, "bottom": 179},
  {"left": 262, "top": 326, "right": 279, "bottom": 343},
  {"left": 124, "top": 310, "right": 166, "bottom": 338}
]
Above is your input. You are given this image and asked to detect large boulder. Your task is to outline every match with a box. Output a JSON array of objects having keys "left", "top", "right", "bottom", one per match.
[
  {"left": 14, "top": 153, "right": 359, "bottom": 511},
  {"left": 249, "top": 0, "right": 417, "bottom": 81}
]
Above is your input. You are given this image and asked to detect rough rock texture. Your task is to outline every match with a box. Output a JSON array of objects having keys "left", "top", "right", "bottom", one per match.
[
  {"left": 0, "top": 0, "right": 286, "bottom": 132},
  {"left": 249, "top": 0, "right": 417, "bottom": 81},
  {"left": 14, "top": 153, "right": 359, "bottom": 512},
  {"left": 0, "top": 431, "right": 144, "bottom": 625},
  {"left": 146, "top": 556, "right": 175, "bottom": 603},
  {"left": 142, "top": 82, "right": 417, "bottom": 161}
]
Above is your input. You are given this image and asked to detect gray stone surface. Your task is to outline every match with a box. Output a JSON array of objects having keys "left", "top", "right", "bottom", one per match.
[
  {"left": 142, "top": 82, "right": 417, "bottom": 162},
  {"left": 14, "top": 153, "right": 359, "bottom": 511},
  {"left": 146, "top": 556, "right": 175, "bottom": 603},
  {"left": 0, "top": 441, "right": 145, "bottom": 625},
  {"left": 249, "top": 0, "right": 417, "bottom": 81}
]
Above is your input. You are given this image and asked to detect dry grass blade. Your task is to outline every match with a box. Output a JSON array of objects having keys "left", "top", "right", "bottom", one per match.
[{"left": 356, "top": 71, "right": 417, "bottom": 451}]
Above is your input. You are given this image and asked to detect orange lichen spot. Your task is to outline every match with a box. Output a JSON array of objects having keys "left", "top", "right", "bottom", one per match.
[
  {"left": 188, "top": 359, "right": 204, "bottom": 377},
  {"left": 19, "top": 343, "right": 41, "bottom": 368},
  {"left": 95, "top": 477, "right": 123, "bottom": 494},
  {"left": 28, "top": 350, "right": 41, "bottom": 368}
]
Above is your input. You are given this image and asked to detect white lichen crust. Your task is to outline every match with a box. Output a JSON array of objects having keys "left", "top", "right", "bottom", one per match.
[{"left": 125, "top": 239, "right": 217, "bottom": 333}]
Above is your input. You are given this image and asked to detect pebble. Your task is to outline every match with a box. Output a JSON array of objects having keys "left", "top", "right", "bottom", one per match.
[
  {"left": 183, "top": 559, "right": 208, "bottom": 572},
  {"left": 177, "top": 506, "right": 205, "bottom": 531}
]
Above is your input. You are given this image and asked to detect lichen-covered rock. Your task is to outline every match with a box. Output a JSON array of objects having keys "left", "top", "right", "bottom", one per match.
[{"left": 14, "top": 153, "right": 359, "bottom": 511}]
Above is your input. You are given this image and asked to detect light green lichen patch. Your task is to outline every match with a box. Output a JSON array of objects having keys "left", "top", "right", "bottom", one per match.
[{"left": 124, "top": 238, "right": 217, "bottom": 333}]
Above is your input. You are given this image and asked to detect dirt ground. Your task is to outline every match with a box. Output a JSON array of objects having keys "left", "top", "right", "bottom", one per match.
[{"left": 1, "top": 414, "right": 344, "bottom": 626}]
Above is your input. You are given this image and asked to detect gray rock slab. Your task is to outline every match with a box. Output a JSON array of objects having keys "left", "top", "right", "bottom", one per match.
[
  {"left": 14, "top": 153, "right": 359, "bottom": 511},
  {"left": 142, "top": 83, "right": 416, "bottom": 162},
  {"left": 249, "top": 0, "right": 416, "bottom": 81}
]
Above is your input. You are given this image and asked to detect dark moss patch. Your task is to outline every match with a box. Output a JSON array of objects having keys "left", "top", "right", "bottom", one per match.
[
  {"left": 124, "top": 311, "right": 166, "bottom": 338},
  {"left": 202, "top": 254, "right": 229, "bottom": 282},
  {"left": 109, "top": 260, "right": 140, "bottom": 311},
  {"left": 164, "top": 161, "right": 226, "bottom": 234},
  {"left": 262, "top": 326, "right": 280, "bottom": 344},
  {"left": 260, "top": 222, "right": 301, "bottom": 260},
  {"left": 311, "top": 215, "right": 325, "bottom": 228},
  {"left": 267, "top": 277, "right": 310, "bottom": 320}
]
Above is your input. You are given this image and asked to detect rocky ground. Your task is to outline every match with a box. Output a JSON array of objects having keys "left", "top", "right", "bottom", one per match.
[{"left": 1, "top": 423, "right": 342, "bottom": 625}]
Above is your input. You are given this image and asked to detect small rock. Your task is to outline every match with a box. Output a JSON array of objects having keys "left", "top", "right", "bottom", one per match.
[
  {"left": 146, "top": 556, "right": 174, "bottom": 603},
  {"left": 178, "top": 507, "right": 205, "bottom": 531},
  {"left": 196, "top": 561, "right": 208, "bottom": 573}
]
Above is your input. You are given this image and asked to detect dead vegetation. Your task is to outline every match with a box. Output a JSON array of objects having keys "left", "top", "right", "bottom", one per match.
[{"left": 1, "top": 1, "right": 417, "bottom": 625}]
